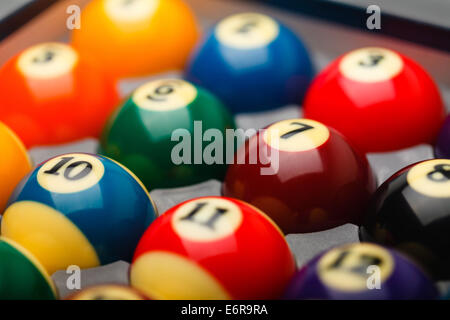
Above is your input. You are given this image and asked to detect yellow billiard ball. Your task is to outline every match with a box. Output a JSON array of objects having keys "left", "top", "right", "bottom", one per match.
[{"left": 0, "top": 122, "right": 31, "bottom": 213}]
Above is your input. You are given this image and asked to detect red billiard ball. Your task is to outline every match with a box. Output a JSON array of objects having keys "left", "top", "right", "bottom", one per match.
[
  {"left": 303, "top": 47, "right": 446, "bottom": 153},
  {"left": 222, "top": 118, "right": 376, "bottom": 234},
  {"left": 0, "top": 42, "right": 119, "bottom": 148},
  {"left": 130, "top": 196, "right": 296, "bottom": 299}
]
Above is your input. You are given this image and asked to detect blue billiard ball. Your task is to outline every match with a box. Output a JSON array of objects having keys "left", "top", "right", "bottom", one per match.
[
  {"left": 185, "top": 12, "right": 314, "bottom": 114},
  {"left": 1, "top": 153, "right": 158, "bottom": 275}
]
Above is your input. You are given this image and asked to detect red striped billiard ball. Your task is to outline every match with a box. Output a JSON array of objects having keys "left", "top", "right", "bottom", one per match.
[
  {"left": 303, "top": 47, "right": 445, "bottom": 153},
  {"left": 130, "top": 196, "right": 296, "bottom": 299}
]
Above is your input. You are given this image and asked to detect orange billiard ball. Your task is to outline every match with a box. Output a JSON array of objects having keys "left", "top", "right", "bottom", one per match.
[
  {"left": 303, "top": 47, "right": 446, "bottom": 153},
  {"left": 0, "top": 42, "right": 119, "bottom": 148},
  {"left": 130, "top": 196, "right": 296, "bottom": 299},
  {"left": 71, "top": 0, "right": 200, "bottom": 78},
  {"left": 0, "top": 122, "right": 32, "bottom": 213}
]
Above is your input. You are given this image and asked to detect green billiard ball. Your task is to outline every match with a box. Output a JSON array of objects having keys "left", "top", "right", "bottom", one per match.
[
  {"left": 99, "top": 79, "right": 236, "bottom": 190},
  {"left": 0, "top": 238, "right": 56, "bottom": 300}
]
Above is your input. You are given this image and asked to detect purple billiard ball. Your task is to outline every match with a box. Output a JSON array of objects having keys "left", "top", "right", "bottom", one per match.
[
  {"left": 435, "top": 115, "right": 450, "bottom": 159},
  {"left": 284, "top": 243, "right": 438, "bottom": 300}
]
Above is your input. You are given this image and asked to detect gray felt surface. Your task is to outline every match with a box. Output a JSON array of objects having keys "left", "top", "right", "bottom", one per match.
[
  {"left": 150, "top": 179, "right": 222, "bottom": 216},
  {"left": 52, "top": 261, "right": 130, "bottom": 299},
  {"left": 286, "top": 224, "right": 360, "bottom": 268},
  {"left": 367, "top": 144, "right": 435, "bottom": 186}
]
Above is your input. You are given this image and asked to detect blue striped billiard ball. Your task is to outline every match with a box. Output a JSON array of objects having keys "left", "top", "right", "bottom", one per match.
[{"left": 1, "top": 153, "right": 158, "bottom": 275}]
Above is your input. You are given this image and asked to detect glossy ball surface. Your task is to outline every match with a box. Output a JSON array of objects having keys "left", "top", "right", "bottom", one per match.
[
  {"left": 223, "top": 118, "right": 376, "bottom": 234},
  {"left": 72, "top": 0, "right": 199, "bottom": 78},
  {"left": 0, "top": 42, "right": 118, "bottom": 148},
  {"left": 0, "top": 122, "right": 32, "bottom": 213},
  {"left": 284, "top": 242, "right": 438, "bottom": 300},
  {"left": 68, "top": 285, "right": 149, "bottom": 300},
  {"left": 99, "top": 79, "right": 235, "bottom": 190},
  {"left": 360, "top": 159, "right": 450, "bottom": 279},
  {"left": 303, "top": 47, "right": 445, "bottom": 153},
  {"left": 130, "top": 196, "right": 296, "bottom": 299},
  {"left": 2, "top": 153, "right": 157, "bottom": 275},
  {"left": 0, "top": 237, "right": 56, "bottom": 300},
  {"left": 186, "top": 12, "right": 313, "bottom": 113},
  {"left": 435, "top": 114, "right": 450, "bottom": 159}
]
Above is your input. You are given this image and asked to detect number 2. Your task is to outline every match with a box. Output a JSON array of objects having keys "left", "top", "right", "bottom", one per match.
[{"left": 236, "top": 19, "right": 259, "bottom": 34}]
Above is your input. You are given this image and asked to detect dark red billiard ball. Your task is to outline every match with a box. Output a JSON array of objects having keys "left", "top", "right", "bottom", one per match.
[
  {"left": 303, "top": 47, "right": 446, "bottom": 153},
  {"left": 222, "top": 118, "right": 376, "bottom": 234}
]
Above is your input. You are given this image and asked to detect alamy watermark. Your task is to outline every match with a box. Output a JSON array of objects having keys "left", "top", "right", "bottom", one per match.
[
  {"left": 366, "top": 5, "right": 381, "bottom": 30},
  {"left": 66, "top": 265, "right": 81, "bottom": 290},
  {"left": 366, "top": 265, "right": 381, "bottom": 289},
  {"left": 171, "top": 121, "right": 280, "bottom": 175},
  {"left": 66, "top": 4, "right": 382, "bottom": 32},
  {"left": 66, "top": 5, "right": 81, "bottom": 30},
  {"left": 63, "top": 264, "right": 381, "bottom": 291}
]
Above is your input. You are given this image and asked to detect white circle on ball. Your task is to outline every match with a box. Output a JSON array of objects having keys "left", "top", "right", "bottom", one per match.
[{"left": 215, "top": 13, "right": 279, "bottom": 49}]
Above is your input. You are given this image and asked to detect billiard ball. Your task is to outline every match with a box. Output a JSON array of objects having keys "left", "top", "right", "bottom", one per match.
[
  {"left": 284, "top": 243, "right": 438, "bottom": 300},
  {"left": 72, "top": 0, "right": 199, "bottom": 78},
  {"left": 0, "top": 237, "right": 56, "bottom": 300},
  {"left": 360, "top": 159, "right": 450, "bottom": 279},
  {"left": 67, "top": 285, "right": 149, "bottom": 300},
  {"left": 0, "top": 42, "right": 118, "bottom": 148},
  {"left": 222, "top": 118, "right": 376, "bottom": 234},
  {"left": 99, "top": 78, "right": 235, "bottom": 190},
  {"left": 435, "top": 115, "right": 450, "bottom": 159},
  {"left": 130, "top": 196, "right": 296, "bottom": 299},
  {"left": 1, "top": 153, "right": 157, "bottom": 275},
  {"left": 303, "top": 47, "right": 445, "bottom": 153},
  {"left": 0, "top": 122, "right": 32, "bottom": 213},
  {"left": 186, "top": 12, "right": 313, "bottom": 113}
]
